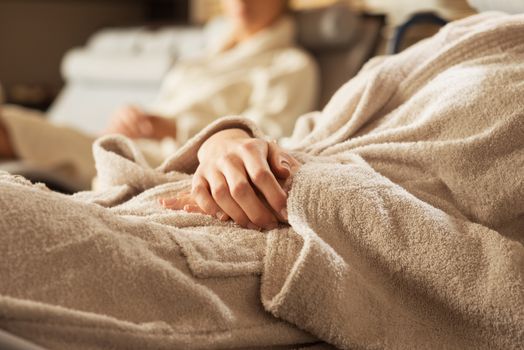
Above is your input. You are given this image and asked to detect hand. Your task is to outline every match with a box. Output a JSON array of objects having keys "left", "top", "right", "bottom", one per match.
[
  {"left": 161, "top": 191, "right": 204, "bottom": 215},
  {"left": 103, "top": 105, "right": 177, "bottom": 140},
  {"left": 160, "top": 177, "right": 294, "bottom": 228},
  {"left": 162, "top": 128, "right": 301, "bottom": 230}
]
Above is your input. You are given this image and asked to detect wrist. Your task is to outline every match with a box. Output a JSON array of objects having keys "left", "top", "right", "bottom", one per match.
[{"left": 198, "top": 128, "right": 251, "bottom": 162}]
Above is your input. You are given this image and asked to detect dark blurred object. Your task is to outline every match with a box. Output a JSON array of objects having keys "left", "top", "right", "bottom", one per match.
[
  {"left": 295, "top": 4, "right": 385, "bottom": 108},
  {"left": 315, "top": 14, "right": 384, "bottom": 108},
  {"left": 0, "top": 161, "right": 83, "bottom": 194},
  {"left": 5, "top": 84, "right": 58, "bottom": 112},
  {"left": 389, "top": 12, "right": 448, "bottom": 54},
  {"left": 296, "top": 2, "right": 361, "bottom": 50},
  {"left": 0, "top": 0, "right": 190, "bottom": 105},
  {"left": 146, "top": 0, "right": 190, "bottom": 23}
]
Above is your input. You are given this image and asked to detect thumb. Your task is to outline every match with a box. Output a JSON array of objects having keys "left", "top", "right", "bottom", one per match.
[{"left": 268, "top": 142, "right": 291, "bottom": 179}]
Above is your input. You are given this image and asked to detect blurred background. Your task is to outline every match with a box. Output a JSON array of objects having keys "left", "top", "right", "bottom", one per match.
[
  {"left": 0, "top": 0, "right": 476, "bottom": 112},
  {"left": 0, "top": 0, "right": 506, "bottom": 194},
  {"left": 0, "top": 0, "right": 189, "bottom": 110}
]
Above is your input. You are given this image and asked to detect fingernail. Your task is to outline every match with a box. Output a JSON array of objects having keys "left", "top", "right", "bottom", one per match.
[
  {"left": 280, "top": 157, "right": 291, "bottom": 170},
  {"left": 247, "top": 223, "right": 259, "bottom": 230},
  {"left": 280, "top": 208, "right": 288, "bottom": 220},
  {"left": 216, "top": 211, "right": 227, "bottom": 221}
]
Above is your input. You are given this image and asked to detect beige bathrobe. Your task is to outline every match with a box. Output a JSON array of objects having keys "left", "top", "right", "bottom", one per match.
[
  {"left": 0, "top": 12, "right": 523, "bottom": 350},
  {"left": 0, "top": 16, "right": 318, "bottom": 188}
]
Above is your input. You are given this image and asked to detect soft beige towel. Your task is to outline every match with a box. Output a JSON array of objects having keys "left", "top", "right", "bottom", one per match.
[{"left": 1, "top": 12, "right": 523, "bottom": 350}]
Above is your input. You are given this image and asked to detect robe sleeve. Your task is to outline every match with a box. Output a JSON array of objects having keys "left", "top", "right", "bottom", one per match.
[{"left": 261, "top": 157, "right": 524, "bottom": 349}]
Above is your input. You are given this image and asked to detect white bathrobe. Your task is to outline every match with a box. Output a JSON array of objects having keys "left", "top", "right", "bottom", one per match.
[
  {"left": 150, "top": 16, "right": 318, "bottom": 142},
  {"left": 0, "top": 16, "right": 318, "bottom": 188}
]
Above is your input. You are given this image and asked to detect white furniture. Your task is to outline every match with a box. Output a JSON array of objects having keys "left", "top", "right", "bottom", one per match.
[{"left": 47, "top": 25, "right": 211, "bottom": 134}]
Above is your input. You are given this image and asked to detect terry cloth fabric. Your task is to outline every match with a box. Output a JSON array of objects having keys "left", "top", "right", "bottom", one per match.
[{"left": 1, "top": 12, "right": 523, "bottom": 350}]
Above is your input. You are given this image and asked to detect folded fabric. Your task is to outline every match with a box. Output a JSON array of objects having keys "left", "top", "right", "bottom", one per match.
[{"left": 61, "top": 49, "right": 176, "bottom": 84}]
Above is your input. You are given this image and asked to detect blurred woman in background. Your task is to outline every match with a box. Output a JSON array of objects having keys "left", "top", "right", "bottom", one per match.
[
  {"left": 0, "top": 0, "right": 318, "bottom": 188},
  {"left": 107, "top": 0, "right": 318, "bottom": 143}
]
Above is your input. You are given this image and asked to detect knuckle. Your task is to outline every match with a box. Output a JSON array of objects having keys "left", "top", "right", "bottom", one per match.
[
  {"left": 212, "top": 184, "right": 229, "bottom": 199},
  {"left": 241, "top": 139, "right": 261, "bottom": 152},
  {"left": 224, "top": 153, "right": 237, "bottom": 163},
  {"left": 252, "top": 169, "right": 271, "bottom": 184},
  {"left": 218, "top": 154, "right": 237, "bottom": 167},
  {"left": 192, "top": 183, "right": 207, "bottom": 196},
  {"left": 231, "top": 181, "right": 250, "bottom": 198}
]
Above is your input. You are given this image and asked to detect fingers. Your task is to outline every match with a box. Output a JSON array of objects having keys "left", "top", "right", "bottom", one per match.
[
  {"left": 121, "top": 107, "right": 152, "bottom": 138},
  {"left": 161, "top": 190, "right": 224, "bottom": 217},
  {"left": 205, "top": 170, "right": 256, "bottom": 229},
  {"left": 239, "top": 144, "right": 288, "bottom": 221},
  {"left": 160, "top": 192, "right": 202, "bottom": 212},
  {"left": 105, "top": 106, "right": 153, "bottom": 139},
  {"left": 268, "top": 141, "right": 293, "bottom": 179},
  {"left": 149, "top": 116, "right": 177, "bottom": 140},
  {"left": 109, "top": 106, "right": 136, "bottom": 137},
  {"left": 158, "top": 194, "right": 191, "bottom": 210},
  {"left": 161, "top": 199, "right": 205, "bottom": 214},
  {"left": 181, "top": 133, "right": 300, "bottom": 229},
  {"left": 219, "top": 155, "right": 279, "bottom": 229},
  {"left": 192, "top": 175, "right": 229, "bottom": 221},
  {"left": 183, "top": 204, "right": 205, "bottom": 213},
  {"left": 160, "top": 197, "right": 184, "bottom": 210}
]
